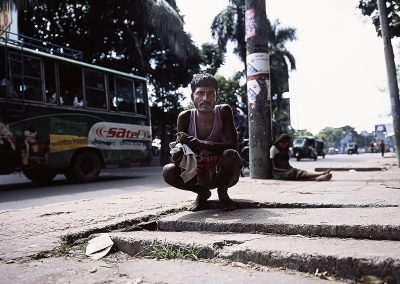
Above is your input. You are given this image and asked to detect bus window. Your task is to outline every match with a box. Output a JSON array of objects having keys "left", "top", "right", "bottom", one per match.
[
  {"left": 44, "top": 60, "right": 59, "bottom": 104},
  {"left": 0, "top": 47, "right": 6, "bottom": 97},
  {"left": 108, "top": 75, "right": 117, "bottom": 111},
  {"left": 59, "top": 63, "right": 82, "bottom": 107},
  {"left": 9, "top": 54, "right": 43, "bottom": 101},
  {"left": 115, "top": 78, "right": 134, "bottom": 113},
  {"left": 134, "top": 80, "right": 146, "bottom": 115},
  {"left": 85, "top": 70, "right": 106, "bottom": 109}
]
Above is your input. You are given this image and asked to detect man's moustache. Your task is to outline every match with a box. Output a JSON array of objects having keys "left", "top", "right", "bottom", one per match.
[{"left": 200, "top": 102, "right": 211, "bottom": 106}]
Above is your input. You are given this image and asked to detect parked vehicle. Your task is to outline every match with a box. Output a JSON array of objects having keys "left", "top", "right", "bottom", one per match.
[
  {"left": 346, "top": 142, "right": 358, "bottom": 155},
  {"left": 292, "top": 136, "right": 318, "bottom": 161},
  {"left": 315, "top": 140, "right": 326, "bottom": 158}
]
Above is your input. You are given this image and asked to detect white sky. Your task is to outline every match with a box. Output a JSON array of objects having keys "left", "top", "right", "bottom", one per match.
[{"left": 175, "top": 0, "right": 399, "bottom": 135}]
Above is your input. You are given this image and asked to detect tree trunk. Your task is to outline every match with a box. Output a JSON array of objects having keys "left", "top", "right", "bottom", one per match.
[
  {"left": 245, "top": 0, "right": 272, "bottom": 178},
  {"left": 377, "top": 0, "right": 400, "bottom": 166}
]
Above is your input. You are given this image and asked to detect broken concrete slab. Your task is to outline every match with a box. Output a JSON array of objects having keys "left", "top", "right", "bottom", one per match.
[
  {"left": 109, "top": 231, "right": 400, "bottom": 282},
  {"left": 0, "top": 187, "right": 193, "bottom": 261},
  {"left": 118, "top": 258, "right": 343, "bottom": 284},
  {"left": 157, "top": 207, "right": 400, "bottom": 240},
  {"left": 110, "top": 231, "right": 262, "bottom": 259},
  {"left": 0, "top": 255, "right": 342, "bottom": 284}
]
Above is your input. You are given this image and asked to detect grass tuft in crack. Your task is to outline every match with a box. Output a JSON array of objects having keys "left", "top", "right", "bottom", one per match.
[
  {"left": 58, "top": 239, "right": 75, "bottom": 255},
  {"left": 138, "top": 243, "right": 201, "bottom": 261}
]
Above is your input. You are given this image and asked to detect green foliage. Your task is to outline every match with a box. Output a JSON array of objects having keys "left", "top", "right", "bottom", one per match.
[
  {"left": 58, "top": 239, "right": 74, "bottom": 255},
  {"left": 316, "top": 126, "right": 373, "bottom": 149},
  {"left": 294, "top": 129, "right": 314, "bottom": 137},
  {"left": 358, "top": 0, "right": 400, "bottom": 38},
  {"left": 316, "top": 127, "right": 344, "bottom": 148},
  {"left": 215, "top": 73, "right": 246, "bottom": 109},
  {"left": 211, "top": 1, "right": 297, "bottom": 97},
  {"left": 269, "top": 19, "right": 297, "bottom": 96},
  {"left": 211, "top": 2, "right": 297, "bottom": 132},
  {"left": 273, "top": 106, "right": 291, "bottom": 134},
  {"left": 139, "top": 243, "right": 201, "bottom": 261},
  {"left": 211, "top": 0, "right": 246, "bottom": 66},
  {"left": 18, "top": 0, "right": 199, "bottom": 74},
  {"left": 199, "top": 43, "right": 225, "bottom": 74}
]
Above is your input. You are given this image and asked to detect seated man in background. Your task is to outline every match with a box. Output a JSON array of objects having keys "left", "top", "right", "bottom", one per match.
[
  {"left": 162, "top": 73, "right": 243, "bottom": 211},
  {"left": 271, "top": 134, "right": 332, "bottom": 181}
]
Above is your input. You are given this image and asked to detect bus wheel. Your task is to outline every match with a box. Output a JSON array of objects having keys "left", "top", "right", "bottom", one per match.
[
  {"left": 67, "top": 151, "right": 101, "bottom": 182},
  {"left": 24, "top": 169, "right": 57, "bottom": 184}
]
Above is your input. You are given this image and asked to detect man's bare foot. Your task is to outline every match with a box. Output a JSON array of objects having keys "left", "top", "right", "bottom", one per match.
[
  {"left": 316, "top": 173, "right": 332, "bottom": 181},
  {"left": 217, "top": 188, "right": 236, "bottom": 211},
  {"left": 190, "top": 190, "right": 211, "bottom": 211},
  {"left": 323, "top": 169, "right": 332, "bottom": 175}
]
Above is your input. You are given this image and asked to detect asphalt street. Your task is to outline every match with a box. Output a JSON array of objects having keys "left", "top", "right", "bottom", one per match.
[{"left": 0, "top": 166, "right": 166, "bottom": 210}]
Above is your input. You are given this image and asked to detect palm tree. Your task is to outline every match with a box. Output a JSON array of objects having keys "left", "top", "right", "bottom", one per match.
[
  {"left": 268, "top": 19, "right": 296, "bottom": 96},
  {"left": 211, "top": 0, "right": 246, "bottom": 68},
  {"left": 211, "top": 1, "right": 296, "bottom": 132},
  {"left": 211, "top": 1, "right": 296, "bottom": 96},
  {"left": 267, "top": 19, "right": 296, "bottom": 133}
]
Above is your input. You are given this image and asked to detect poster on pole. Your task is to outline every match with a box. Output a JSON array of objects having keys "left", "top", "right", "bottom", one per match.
[
  {"left": 247, "top": 53, "right": 269, "bottom": 76},
  {"left": 247, "top": 79, "right": 260, "bottom": 109},
  {"left": 245, "top": 9, "right": 256, "bottom": 41}
]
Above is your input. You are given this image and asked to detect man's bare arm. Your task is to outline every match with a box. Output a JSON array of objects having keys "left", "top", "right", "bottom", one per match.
[
  {"left": 177, "top": 110, "right": 191, "bottom": 133},
  {"left": 169, "top": 110, "right": 191, "bottom": 165}
]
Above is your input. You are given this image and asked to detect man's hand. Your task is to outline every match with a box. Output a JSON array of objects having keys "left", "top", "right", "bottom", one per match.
[
  {"left": 172, "top": 150, "right": 183, "bottom": 166},
  {"left": 181, "top": 135, "right": 206, "bottom": 152}
]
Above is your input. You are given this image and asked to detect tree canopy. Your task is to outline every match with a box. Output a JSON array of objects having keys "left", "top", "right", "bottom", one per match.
[
  {"left": 358, "top": 0, "right": 400, "bottom": 38},
  {"left": 215, "top": 72, "right": 245, "bottom": 107},
  {"left": 17, "top": 0, "right": 199, "bottom": 74},
  {"left": 316, "top": 125, "right": 373, "bottom": 150}
]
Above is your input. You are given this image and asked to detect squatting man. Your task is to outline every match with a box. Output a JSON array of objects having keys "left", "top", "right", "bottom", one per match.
[{"left": 162, "top": 73, "right": 243, "bottom": 211}]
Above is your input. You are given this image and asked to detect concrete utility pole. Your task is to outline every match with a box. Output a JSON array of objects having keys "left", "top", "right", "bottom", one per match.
[
  {"left": 245, "top": 0, "right": 272, "bottom": 178},
  {"left": 377, "top": 0, "right": 400, "bottom": 167}
]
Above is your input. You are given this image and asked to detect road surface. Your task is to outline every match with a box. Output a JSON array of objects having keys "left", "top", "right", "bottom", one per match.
[{"left": 0, "top": 166, "right": 165, "bottom": 210}]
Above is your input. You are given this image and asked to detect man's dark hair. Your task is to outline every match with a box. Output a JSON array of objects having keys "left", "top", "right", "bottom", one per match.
[
  {"left": 273, "top": 134, "right": 291, "bottom": 146},
  {"left": 190, "top": 73, "right": 218, "bottom": 93}
]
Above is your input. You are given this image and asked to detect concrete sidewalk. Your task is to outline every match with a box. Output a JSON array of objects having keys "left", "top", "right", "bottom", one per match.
[{"left": 0, "top": 153, "right": 399, "bottom": 283}]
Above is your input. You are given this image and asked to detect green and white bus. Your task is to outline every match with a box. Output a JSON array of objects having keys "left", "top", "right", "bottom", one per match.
[{"left": 0, "top": 31, "right": 152, "bottom": 183}]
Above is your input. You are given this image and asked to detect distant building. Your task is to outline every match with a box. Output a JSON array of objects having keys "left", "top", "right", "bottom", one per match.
[{"left": 374, "top": 123, "right": 395, "bottom": 151}]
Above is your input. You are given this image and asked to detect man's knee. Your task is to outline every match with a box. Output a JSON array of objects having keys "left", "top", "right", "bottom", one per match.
[
  {"left": 221, "top": 149, "right": 242, "bottom": 168},
  {"left": 218, "top": 150, "right": 241, "bottom": 188},
  {"left": 162, "top": 163, "right": 179, "bottom": 185}
]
